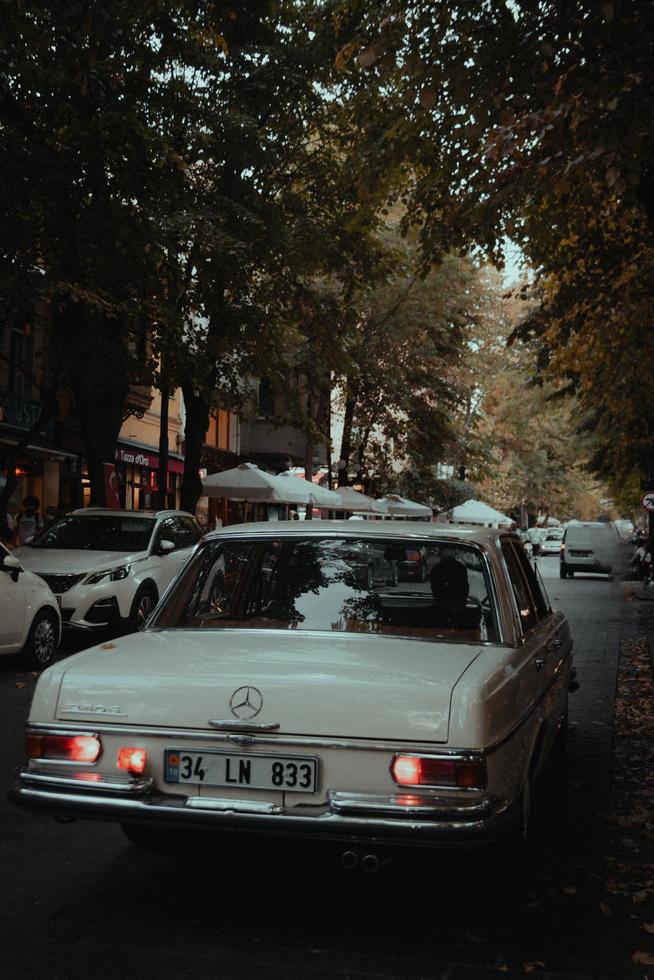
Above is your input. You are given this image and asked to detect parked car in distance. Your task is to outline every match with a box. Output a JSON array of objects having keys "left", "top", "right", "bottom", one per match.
[
  {"left": 539, "top": 528, "right": 565, "bottom": 556},
  {"left": 11, "top": 521, "right": 574, "bottom": 861},
  {"left": 14, "top": 509, "right": 204, "bottom": 634},
  {"left": 560, "top": 522, "right": 619, "bottom": 578},
  {"left": 0, "top": 542, "right": 61, "bottom": 668}
]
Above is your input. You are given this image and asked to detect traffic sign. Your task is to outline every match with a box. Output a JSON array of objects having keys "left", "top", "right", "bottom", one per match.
[{"left": 641, "top": 491, "right": 654, "bottom": 511}]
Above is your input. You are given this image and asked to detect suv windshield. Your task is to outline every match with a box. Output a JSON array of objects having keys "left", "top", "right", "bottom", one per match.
[
  {"left": 152, "top": 535, "right": 498, "bottom": 643},
  {"left": 31, "top": 515, "right": 155, "bottom": 552}
]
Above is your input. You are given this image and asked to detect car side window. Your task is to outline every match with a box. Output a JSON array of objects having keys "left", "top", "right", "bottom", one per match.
[
  {"left": 512, "top": 541, "right": 550, "bottom": 617},
  {"left": 154, "top": 517, "right": 177, "bottom": 551},
  {"left": 175, "top": 517, "right": 202, "bottom": 549},
  {"left": 501, "top": 541, "right": 538, "bottom": 634}
]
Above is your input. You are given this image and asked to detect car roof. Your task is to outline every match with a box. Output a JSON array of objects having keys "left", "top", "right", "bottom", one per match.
[
  {"left": 70, "top": 508, "right": 193, "bottom": 519},
  {"left": 202, "top": 519, "right": 509, "bottom": 546}
]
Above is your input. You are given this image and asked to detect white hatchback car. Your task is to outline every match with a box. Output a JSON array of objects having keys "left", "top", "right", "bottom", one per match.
[
  {"left": 14, "top": 509, "right": 204, "bottom": 634},
  {"left": 0, "top": 542, "right": 61, "bottom": 668},
  {"left": 10, "top": 522, "right": 575, "bottom": 860}
]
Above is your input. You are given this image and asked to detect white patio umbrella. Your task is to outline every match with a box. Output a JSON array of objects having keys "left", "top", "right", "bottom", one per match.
[
  {"left": 201, "top": 462, "right": 312, "bottom": 503},
  {"left": 332, "top": 487, "right": 390, "bottom": 514},
  {"left": 276, "top": 471, "right": 342, "bottom": 507},
  {"left": 449, "top": 498, "right": 513, "bottom": 527},
  {"left": 379, "top": 494, "right": 433, "bottom": 519}
]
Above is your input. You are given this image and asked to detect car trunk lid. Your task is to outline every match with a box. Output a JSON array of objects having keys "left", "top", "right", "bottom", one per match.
[{"left": 54, "top": 630, "right": 483, "bottom": 743}]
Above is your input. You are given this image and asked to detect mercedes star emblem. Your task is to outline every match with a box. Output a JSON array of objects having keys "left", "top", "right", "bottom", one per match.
[{"left": 229, "top": 686, "right": 263, "bottom": 720}]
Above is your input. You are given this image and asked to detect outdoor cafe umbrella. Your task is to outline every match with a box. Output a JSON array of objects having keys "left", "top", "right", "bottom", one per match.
[
  {"left": 276, "top": 471, "right": 342, "bottom": 507},
  {"left": 449, "top": 498, "right": 513, "bottom": 527},
  {"left": 201, "top": 462, "right": 312, "bottom": 503},
  {"left": 379, "top": 494, "right": 433, "bottom": 518},
  {"left": 332, "top": 487, "right": 390, "bottom": 514}
]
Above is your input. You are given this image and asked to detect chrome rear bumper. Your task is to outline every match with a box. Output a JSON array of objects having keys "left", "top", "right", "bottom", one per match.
[{"left": 9, "top": 769, "right": 518, "bottom": 848}]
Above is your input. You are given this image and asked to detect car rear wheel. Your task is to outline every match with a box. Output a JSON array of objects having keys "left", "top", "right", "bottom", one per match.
[
  {"left": 19, "top": 609, "right": 58, "bottom": 669},
  {"left": 128, "top": 585, "right": 158, "bottom": 632}
]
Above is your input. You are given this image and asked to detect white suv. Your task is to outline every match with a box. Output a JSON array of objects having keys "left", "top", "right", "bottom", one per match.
[
  {"left": 0, "top": 542, "right": 61, "bottom": 668},
  {"left": 14, "top": 509, "right": 204, "bottom": 634}
]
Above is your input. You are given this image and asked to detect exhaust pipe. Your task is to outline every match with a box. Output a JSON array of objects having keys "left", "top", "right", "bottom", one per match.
[
  {"left": 341, "top": 850, "right": 359, "bottom": 870},
  {"left": 361, "top": 853, "right": 381, "bottom": 874}
]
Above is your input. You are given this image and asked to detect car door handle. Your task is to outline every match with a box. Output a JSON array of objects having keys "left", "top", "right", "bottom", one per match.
[{"left": 534, "top": 657, "right": 547, "bottom": 671}]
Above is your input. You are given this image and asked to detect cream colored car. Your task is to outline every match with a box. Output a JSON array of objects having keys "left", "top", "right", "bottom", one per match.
[{"left": 10, "top": 521, "right": 573, "bottom": 859}]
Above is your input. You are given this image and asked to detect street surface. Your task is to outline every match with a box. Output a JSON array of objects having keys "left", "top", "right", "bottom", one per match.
[{"left": 0, "top": 539, "right": 648, "bottom": 979}]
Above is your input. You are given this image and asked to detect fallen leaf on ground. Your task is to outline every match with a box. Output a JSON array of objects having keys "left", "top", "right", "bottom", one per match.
[
  {"left": 14, "top": 682, "right": 27, "bottom": 689},
  {"left": 523, "top": 963, "right": 545, "bottom": 973},
  {"left": 633, "top": 951, "right": 654, "bottom": 965},
  {"left": 100, "top": 643, "right": 116, "bottom": 650}
]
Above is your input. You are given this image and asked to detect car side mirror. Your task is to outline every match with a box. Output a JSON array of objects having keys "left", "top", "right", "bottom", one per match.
[
  {"left": 157, "top": 539, "right": 176, "bottom": 556},
  {"left": 1, "top": 554, "right": 22, "bottom": 581}
]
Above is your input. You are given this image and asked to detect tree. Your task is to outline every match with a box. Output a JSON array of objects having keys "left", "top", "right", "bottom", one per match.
[
  {"left": 0, "top": 2, "right": 391, "bottom": 513},
  {"left": 332, "top": 236, "right": 478, "bottom": 495},
  {"left": 330, "top": 0, "right": 654, "bottom": 495}
]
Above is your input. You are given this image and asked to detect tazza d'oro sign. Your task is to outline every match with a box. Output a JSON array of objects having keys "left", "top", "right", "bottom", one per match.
[{"left": 641, "top": 491, "right": 654, "bottom": 512}]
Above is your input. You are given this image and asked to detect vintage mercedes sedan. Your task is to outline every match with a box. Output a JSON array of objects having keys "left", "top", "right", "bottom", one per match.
[{"left": 10, "top": 521, "right": 574, "bottom": 859}]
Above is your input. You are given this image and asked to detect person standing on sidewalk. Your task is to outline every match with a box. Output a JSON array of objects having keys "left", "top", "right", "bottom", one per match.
[{"left": 14, "top": 495, "right": 44, "bottom": 546}]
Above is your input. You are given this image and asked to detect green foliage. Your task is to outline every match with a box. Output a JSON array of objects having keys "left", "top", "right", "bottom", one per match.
[{"left": 331, "top": 0, "right": 654, "bottom": 500}]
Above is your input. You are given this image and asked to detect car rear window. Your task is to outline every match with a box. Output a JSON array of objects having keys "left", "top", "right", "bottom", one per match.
[
  {"left": 31, "top": 515, "right": 155, "bottom": 552},
  {"left": 152, "top": 536, "right": 498, "bottom": 643}
]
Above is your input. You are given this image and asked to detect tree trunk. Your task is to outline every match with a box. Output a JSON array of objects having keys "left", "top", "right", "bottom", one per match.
[
  {"left": 56, "top": 303, "right": 130, "bottom": 505},
  {"left": 180, "top": 380, "right": 210, "bottom": 515},
  {"left": 337, "top": 383, "right": 358, "bottom": 488}
]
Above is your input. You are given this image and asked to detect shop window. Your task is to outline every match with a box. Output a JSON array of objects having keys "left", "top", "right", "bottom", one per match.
[{"left": 8, "top": 323, "right": 34, "bottom": 398}]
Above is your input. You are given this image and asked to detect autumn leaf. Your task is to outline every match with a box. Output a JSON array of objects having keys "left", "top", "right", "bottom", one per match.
[
  {"left": 358, "top": 46, "right": 378, "bottom": 68},
  {"left": 633, "top": 951, "right": 654, "bottom": 966},
  {"left": 523, "top": 962, "right": 546, "bottom": 973}
]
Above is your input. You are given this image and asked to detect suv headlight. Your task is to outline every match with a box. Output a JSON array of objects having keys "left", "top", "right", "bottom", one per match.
[{"left": 85, "top": 564, "right": 131, "bottom": 584}]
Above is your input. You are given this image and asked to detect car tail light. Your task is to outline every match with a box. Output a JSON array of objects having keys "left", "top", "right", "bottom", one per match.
[
  {"left": 26, "top": 732, "right": 101, "bottom": 763},
  {"left": 405, "top": 550, "right": 421, "bottom": 561},
  {"left": 117, "top": 747, "right": 147, "bottom": 774},
  {"left": 390, "top": 754, "right": 486, "bottom": 789}
]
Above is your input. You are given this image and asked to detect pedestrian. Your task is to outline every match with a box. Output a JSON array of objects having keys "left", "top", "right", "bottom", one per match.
[{"left": 14, "top": 495, "right": 44, "bottom": 546}]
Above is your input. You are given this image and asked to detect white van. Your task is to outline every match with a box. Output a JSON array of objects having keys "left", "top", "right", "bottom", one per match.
[{"left": 560, "top": 522, "right": 619, "bottom": 578}]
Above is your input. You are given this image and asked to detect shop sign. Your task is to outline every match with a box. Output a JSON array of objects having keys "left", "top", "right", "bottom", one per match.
[
  {"left": 0, "top": 391, "right": 55, "bottom": 437},
  {"left": 115, "top": 447, "right": 156, "bottom": 468}
]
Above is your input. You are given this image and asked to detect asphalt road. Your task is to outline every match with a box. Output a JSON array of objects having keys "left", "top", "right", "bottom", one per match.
[{"left": 0, "top": 542, "right": 641, "bottom": 980}]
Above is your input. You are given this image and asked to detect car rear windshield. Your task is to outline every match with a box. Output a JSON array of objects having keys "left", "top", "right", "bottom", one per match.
[
  {"left": 152, "top": 536, "right": 498, "bottom": 643},
  {"left": 30, "top": 515, "right": 155, "bottom": 552}
]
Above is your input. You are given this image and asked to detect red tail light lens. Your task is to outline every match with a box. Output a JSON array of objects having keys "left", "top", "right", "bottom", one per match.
[
  {"left": 26, "top": 732, "right": 101, "bottom": 763},
  {"left": 391, "top": 754, "right": 486, "bottom": 789},
  {"left": 117, "top": 747, "right": 147, "bottom": 774}
]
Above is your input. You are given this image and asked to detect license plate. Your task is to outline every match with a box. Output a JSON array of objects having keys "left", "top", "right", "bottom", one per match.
[{"left": 164, "top": 749, "right": 318, "bottom": 793}]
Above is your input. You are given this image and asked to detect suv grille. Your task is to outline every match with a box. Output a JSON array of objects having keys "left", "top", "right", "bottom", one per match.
[{"left": 37, "top": 573, "right": 85, "bottom": 594}]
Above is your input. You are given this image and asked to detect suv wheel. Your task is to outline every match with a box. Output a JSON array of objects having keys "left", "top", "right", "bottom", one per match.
[
  {"left": 129, "top": 585, "right": 158, "bottom": 632},
  {"left": 20, "top": 609, "right": 58, "bottom": 669}
]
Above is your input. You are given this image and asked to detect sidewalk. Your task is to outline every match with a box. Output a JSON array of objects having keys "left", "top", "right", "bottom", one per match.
[{"left": 598, "top": 606, "right": 654, "bottom": 979}]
